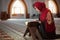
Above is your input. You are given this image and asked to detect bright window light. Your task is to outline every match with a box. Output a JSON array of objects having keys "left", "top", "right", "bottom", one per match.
[
  {"left": 11, "top": 0, "right": 25, "bottom": 14},
  {"left": 48, "top": 0, "right": 57, "bottom": 14}
]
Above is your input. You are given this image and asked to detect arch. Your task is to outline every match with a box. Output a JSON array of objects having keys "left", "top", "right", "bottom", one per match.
[
  {"left": 48, "top": 0, "right": 59, "bottom": 14},
  {"left": 11, "top": 0, "right": 25, "bottom": 15},
  {"left": 8, "top": 0, "right": 29, "bottom": 18}
]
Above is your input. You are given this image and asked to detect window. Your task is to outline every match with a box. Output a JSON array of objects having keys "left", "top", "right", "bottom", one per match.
[
  {"left": 8, "top": 0, "right": 29, "bottom": 18},
  {"left": 11, "top": 0, "right": 25, "bottom": 15},
  {"left": 48, "top": 0, "right": 57, "bottom": 14}
]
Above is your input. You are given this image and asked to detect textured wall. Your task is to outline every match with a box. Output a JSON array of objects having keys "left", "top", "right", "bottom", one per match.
[
  {"left": 56, "top": 0, "right": 60, "bottom": 13},
  {"left": 0, "top": 0, "right": 2, "bottom": 12},
  {"left": 1, "top": 0, "right": 10, "bottom": 12}
]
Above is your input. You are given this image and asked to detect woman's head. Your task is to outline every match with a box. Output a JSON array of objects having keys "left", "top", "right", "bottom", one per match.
[{"left": 33, "top": 2, "right": 46, "bottom": 12}]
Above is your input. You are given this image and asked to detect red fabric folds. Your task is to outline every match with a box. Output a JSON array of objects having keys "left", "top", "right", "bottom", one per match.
[{"left": 33, "top": 2, "right": 56, "bottom": 32}]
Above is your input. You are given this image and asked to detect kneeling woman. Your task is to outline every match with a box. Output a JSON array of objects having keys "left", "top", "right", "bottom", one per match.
[{"left": 33, "top": 2, "right": 56, "bottom": 39}]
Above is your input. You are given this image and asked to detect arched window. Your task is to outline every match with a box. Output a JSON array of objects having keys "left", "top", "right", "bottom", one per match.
[
  {"left": 11, "top": 0, "right": 25, "bottom": 15},
  {"left": 48, "top": 0, "right": 58, "bottom": 14},
  {"left": 8, "top": 0, "right": 29, "bottom": 18}
]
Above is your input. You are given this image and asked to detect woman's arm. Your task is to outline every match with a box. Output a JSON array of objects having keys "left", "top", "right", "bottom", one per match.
[{"left": 46, "top": 12, "right": 52, "bottom": 24}]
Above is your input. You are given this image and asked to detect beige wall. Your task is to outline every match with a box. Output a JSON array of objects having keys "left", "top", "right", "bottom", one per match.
[{"left": 56, "top": 0, "right": 60, "bottom": 13}]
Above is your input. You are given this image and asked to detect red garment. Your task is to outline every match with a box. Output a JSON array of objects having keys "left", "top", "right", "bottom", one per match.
[
  {"left": 33, "top": 2, "right": 56, "bottom": 32},
  {"left": 33, "top": 2, "right": 46, "bottom": 12},
  {"left": 45, "top": 21, "right": 55, "bottom": 32}
]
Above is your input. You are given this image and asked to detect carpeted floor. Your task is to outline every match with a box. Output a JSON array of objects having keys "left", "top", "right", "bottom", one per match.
[
  {"left": 0, "top": 29, "right": 14, "bottom": 40},
  {"left": 0, "top": 19, "right": 60, "bottom": 40}
]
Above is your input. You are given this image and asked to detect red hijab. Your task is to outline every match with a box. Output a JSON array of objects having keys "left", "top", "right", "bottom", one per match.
[
  {"left": 33, "top": 2, "right": 56, "bottom": 32},
  {"left": 33, "top": 2, "right": 46, "bottom": 12},
  {"left": 33, "top": 2, "right": 48, "bottom": 21}
]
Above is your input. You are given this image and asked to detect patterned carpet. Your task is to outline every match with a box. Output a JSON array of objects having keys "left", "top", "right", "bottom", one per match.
[
  {"left": 0, "top": 29, "right": 14, "bottom": 40},
  {"left": 0, "top": 19, "right": 60, "bottom": 40}
]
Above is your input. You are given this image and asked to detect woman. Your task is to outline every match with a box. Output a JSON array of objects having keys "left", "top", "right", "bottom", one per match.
[{"left": 33, "top": 2, "right": 56, "bottom": 39}]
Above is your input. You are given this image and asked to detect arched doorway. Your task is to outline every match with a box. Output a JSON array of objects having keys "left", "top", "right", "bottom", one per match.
[{"left": 8, "top": 0, "right": 29, "bottom": 19}]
